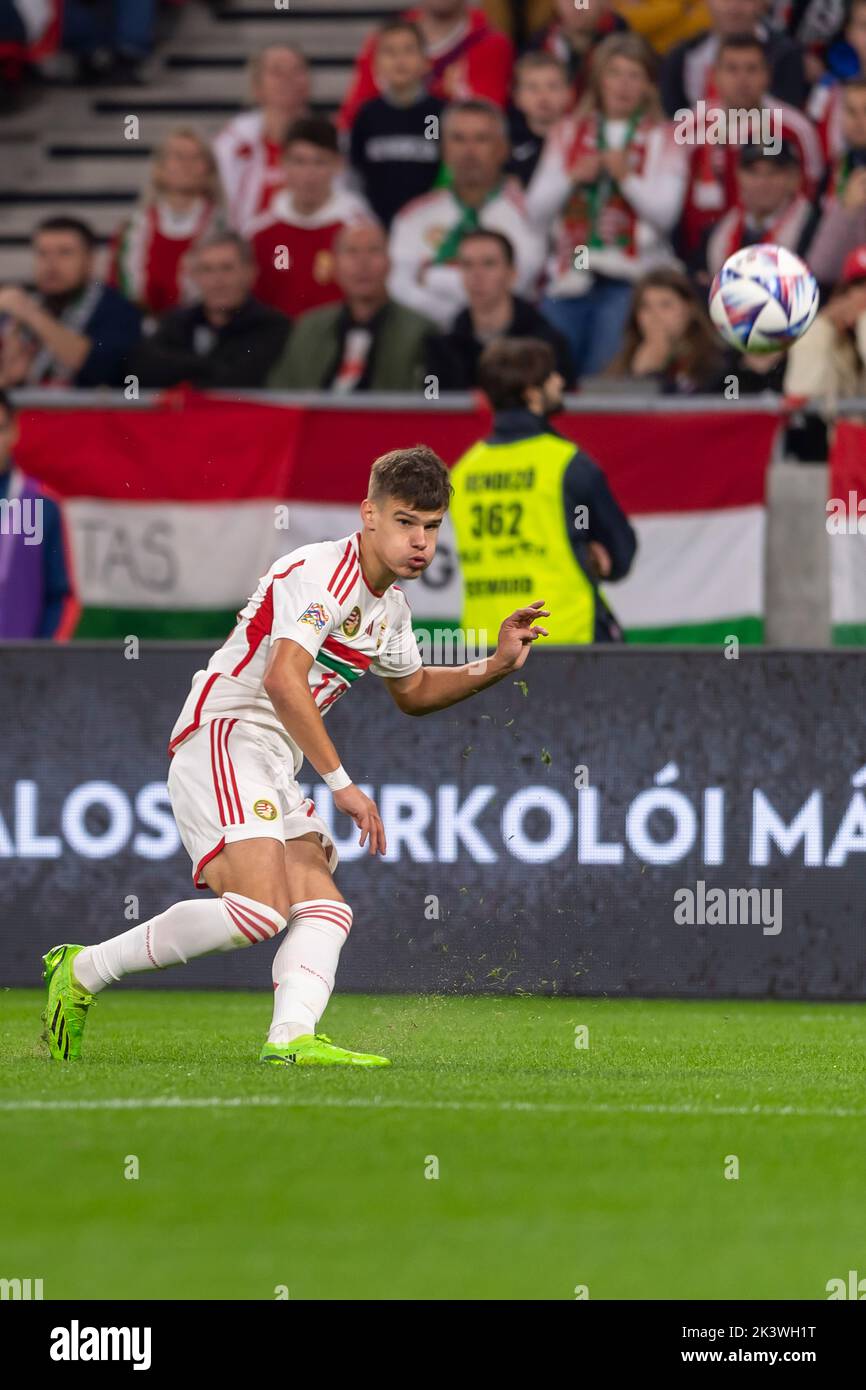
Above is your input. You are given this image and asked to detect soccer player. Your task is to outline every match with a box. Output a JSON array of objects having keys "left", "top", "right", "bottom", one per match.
[{"left": 41, "top": 446, "right": 549, "bottom": 1067}]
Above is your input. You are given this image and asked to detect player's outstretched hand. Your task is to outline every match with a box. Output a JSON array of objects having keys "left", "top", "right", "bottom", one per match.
[
  {"left": 333, "top": 784, "right": 387, "bottom": 856},
  {"left": 495, "top": 600, "right": 550, "bottom": 671}
]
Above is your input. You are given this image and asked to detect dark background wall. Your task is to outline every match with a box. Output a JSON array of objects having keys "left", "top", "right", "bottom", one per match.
[{"left": 1, "top": 645, "right": 863, "bottom": 998}]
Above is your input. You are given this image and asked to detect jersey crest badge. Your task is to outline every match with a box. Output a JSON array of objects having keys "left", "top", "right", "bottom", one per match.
[
  {"left": 298, "top": 601, "right": 329, "bottom": 632},
  {"left": 342, "top": 605, "right": 361, "bottom": 638}
]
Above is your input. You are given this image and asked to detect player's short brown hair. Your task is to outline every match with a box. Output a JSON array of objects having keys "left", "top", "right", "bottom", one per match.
[
  {"left": 368, "top": 445, "right": 452, "bottom": 513},
  {"left": 478, "top": 338, "right": 556, "bottom": 410}
]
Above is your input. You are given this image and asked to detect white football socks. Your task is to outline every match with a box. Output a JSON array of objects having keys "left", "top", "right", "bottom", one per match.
[
  {"left": 73, "top": 893, "right": 288, "bottom": 992},
  {"left": 268, "top": 898, "right": 353, "bottom": 1045}
]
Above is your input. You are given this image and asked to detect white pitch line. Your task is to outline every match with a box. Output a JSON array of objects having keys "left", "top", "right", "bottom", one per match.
[{"left": 0, "top": 1096, "right": 864, "bottom": 1119}]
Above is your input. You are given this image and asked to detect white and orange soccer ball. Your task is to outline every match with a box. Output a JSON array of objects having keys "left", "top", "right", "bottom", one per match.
[{"left": 708, "top": 243, "right": 819, "bottom": 354}]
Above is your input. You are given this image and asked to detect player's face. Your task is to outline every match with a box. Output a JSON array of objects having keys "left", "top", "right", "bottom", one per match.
[
  {"left": 599, "top": 57, "right": 649, "bottom": 119},
  {"left": 32, "top": 232, "right": 92, "bottom": 296},
  {"left": 374, "top": 32, "right": 427, "bottom": 90},
  {"left": 284, "top": 141, "right": 339, "bottom": 208},
  {"left": 515, "top": 68, "right": 571, "bottom": 128},
  {"left": 368, "top": 499, "right": 445, "bottom": 579},
  {"left": 713, "top": 51, "right": 767, "bottom": 107},
  {"left": 255, "top": 48, "right": 309, "bottom": 110},
  {"left": 738, "top": 161, "right": 797, "bottom": 216},
  {"left": 843, "top": 90, "right": 866, "bottom": 148}
]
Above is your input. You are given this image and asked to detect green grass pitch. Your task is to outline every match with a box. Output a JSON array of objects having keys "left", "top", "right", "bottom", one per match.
[{"left": 2, "top": 991, "right": 865, "bottom": 1300}]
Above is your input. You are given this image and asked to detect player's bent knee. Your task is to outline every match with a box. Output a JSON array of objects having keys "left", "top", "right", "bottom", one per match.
[{"left": 220, "top": 892, "right": 288, "bottom": 947}]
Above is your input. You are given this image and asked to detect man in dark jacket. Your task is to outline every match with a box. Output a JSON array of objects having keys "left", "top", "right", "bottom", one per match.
[
  {"left": 426, "top": 228, "right": 575, "bottom": 390},
  {"left": 132, "top": 233, "right": 290, "bottom": 389},
  {"left": 267, "top": 219, "right": 434, "bottom": 391},
  {"left": 661, "top": 0, "right": 808, "bottom": 115},
  {"left": 0, "top": 216, "right": 141, "bottom": 388}
]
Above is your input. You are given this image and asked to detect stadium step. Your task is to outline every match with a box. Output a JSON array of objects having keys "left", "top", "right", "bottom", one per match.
[{"left": 0, "top": 0, "right": 388, "bottom": 287}]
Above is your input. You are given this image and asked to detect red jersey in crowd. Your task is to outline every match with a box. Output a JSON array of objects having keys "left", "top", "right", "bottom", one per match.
[
  {"left": 337, "top": 6, "right": 513, "bottom": 131},
  {"left": 108, "top": 199, "right": 221, "bottom": 315},
  {"left": 248, "top": 187, "right": 370, "bottom": 318},
  {"left": 679, "top": 97, "right": 824, "bottom": 254}
]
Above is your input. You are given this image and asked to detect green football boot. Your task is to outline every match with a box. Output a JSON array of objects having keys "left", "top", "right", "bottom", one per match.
[
  {"left": 40, "top": 944, "right": 96, "bottom": 1061},
  {"left": 259, "top": 1032, "right": 391, "bottom": 1067}
]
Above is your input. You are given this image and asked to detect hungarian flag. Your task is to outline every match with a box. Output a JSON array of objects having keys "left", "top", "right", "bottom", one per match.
[{"left": 14, "top": 393, "right": 779, "bottom": 644}]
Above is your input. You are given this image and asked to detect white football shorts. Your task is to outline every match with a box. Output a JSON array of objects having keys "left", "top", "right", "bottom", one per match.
[{"left": 167, "top": 718, "right": 339, "bottom": 888}]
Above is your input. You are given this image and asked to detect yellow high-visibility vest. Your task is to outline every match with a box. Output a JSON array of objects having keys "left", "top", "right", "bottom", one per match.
[{"left": 450, "top": 429, "right": 596, "bottom": 646}]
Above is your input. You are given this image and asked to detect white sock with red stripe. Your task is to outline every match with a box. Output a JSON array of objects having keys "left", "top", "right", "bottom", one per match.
[
  {"left": 267, "top": 898, "right": 353, "bottom": 1045},
  {"left": 73, "top": 893, "right": 287, "bottom": 991}
]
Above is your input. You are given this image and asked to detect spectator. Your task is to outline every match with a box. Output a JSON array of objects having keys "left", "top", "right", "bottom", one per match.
[
  {"left": 266, "top": 220, "right": 434, "bottom": 392},
  {"left": 108, "top": 129, "right": 224, "bottom": 319},
  {"left": 526, "top": 33, "right": 688, "bottom": 377},
  {"left": 450, "top": 336, "right": 636, "bottom": 643},
  {"left": 529, "top": 0, "right": 629, "bottom": 105},
  {"left": 678, "top": 34, "right": 824, "bottom": 259},
  {"left": 661, "top": 0, "right": 808, "bottom": 116},
  {"left": 0, "top": 216, "right": 141, "bottom": 388},
  {"left": 338, "top": 0, "right": 514, "bottom": 131},
  {"left": 425, "top": 228, "right": 575, "bottom": 389},
  {"left": 805, "top": 78, "right": 866, "bottom": 288},
  {"left": 213, "top": 45, "right": 312, "bottom": 234},
  {"left": 0, "top": 390, "right": 78, "bottom": 639},
  {"left": 349, "top": 20, "right": 444, "bottom": 228},
  {"left": 605, "top": 266, "right": 730, "bottom": 390},
  {"left": 506, "top": 52, "right": 573, "bottom": 188},
  {"left": 700, "top": 140, "right": 819, "bottom": 279},
  {"left": 786, "top": 245, "right": 866, "bottom": 397},
  {"left": 61, "top": 0, "right": 155, "bottom": 85},
  {"left": 784, "top": 245, "right": 866, "bottom": 458},
  {"left": 130, "top": 232, "right": 290, "bottom": 390},
  {"left": 248, "top": 118, "right": 370, "bottom": 320},
  {"left": 807, "top": 0, "right": 866, "bottom": 160},
  {"left": 388, "top": 99, "right": 546, "bottom": 328},
  {"left": 769, "top": 0, "right": 846, "bottom": 86},
  {"left": 1, "top": 0, "right": 52, "bottom": 47},
  {"left": 612, "top": 1, "right": 710, "bottom": 56}
]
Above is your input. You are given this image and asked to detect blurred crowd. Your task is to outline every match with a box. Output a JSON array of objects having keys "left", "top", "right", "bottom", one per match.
[{"left": 3, "top": 0, "right": 866, "bottom": 458}]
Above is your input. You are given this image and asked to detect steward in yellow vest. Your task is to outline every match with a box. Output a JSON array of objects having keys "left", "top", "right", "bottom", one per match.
[{"left": 450, "top": 337, "right": 636, "bottom": 645}]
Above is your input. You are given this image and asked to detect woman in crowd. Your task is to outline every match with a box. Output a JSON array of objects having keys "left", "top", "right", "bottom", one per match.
[
  {"left": 606, "top": 266, "right": 729, "bottom": 391},
  {"left": 783, "top": 246, "right": 866, "bottom": 458},
  {"left": 525, "top": 32, "right": 688, "bottom": 378},
  {"left": 108, "top": 128, "right": 223, "bottom": 319}
]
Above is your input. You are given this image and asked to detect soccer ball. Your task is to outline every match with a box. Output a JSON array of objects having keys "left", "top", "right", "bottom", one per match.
[{"left": 708, "top": 243, "right": 819, "bottom": 354}]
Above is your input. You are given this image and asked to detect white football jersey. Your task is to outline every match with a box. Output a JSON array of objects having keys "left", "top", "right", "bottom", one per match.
[{"left": 168, "top": 531, "right": 423, "bottom": 771}]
